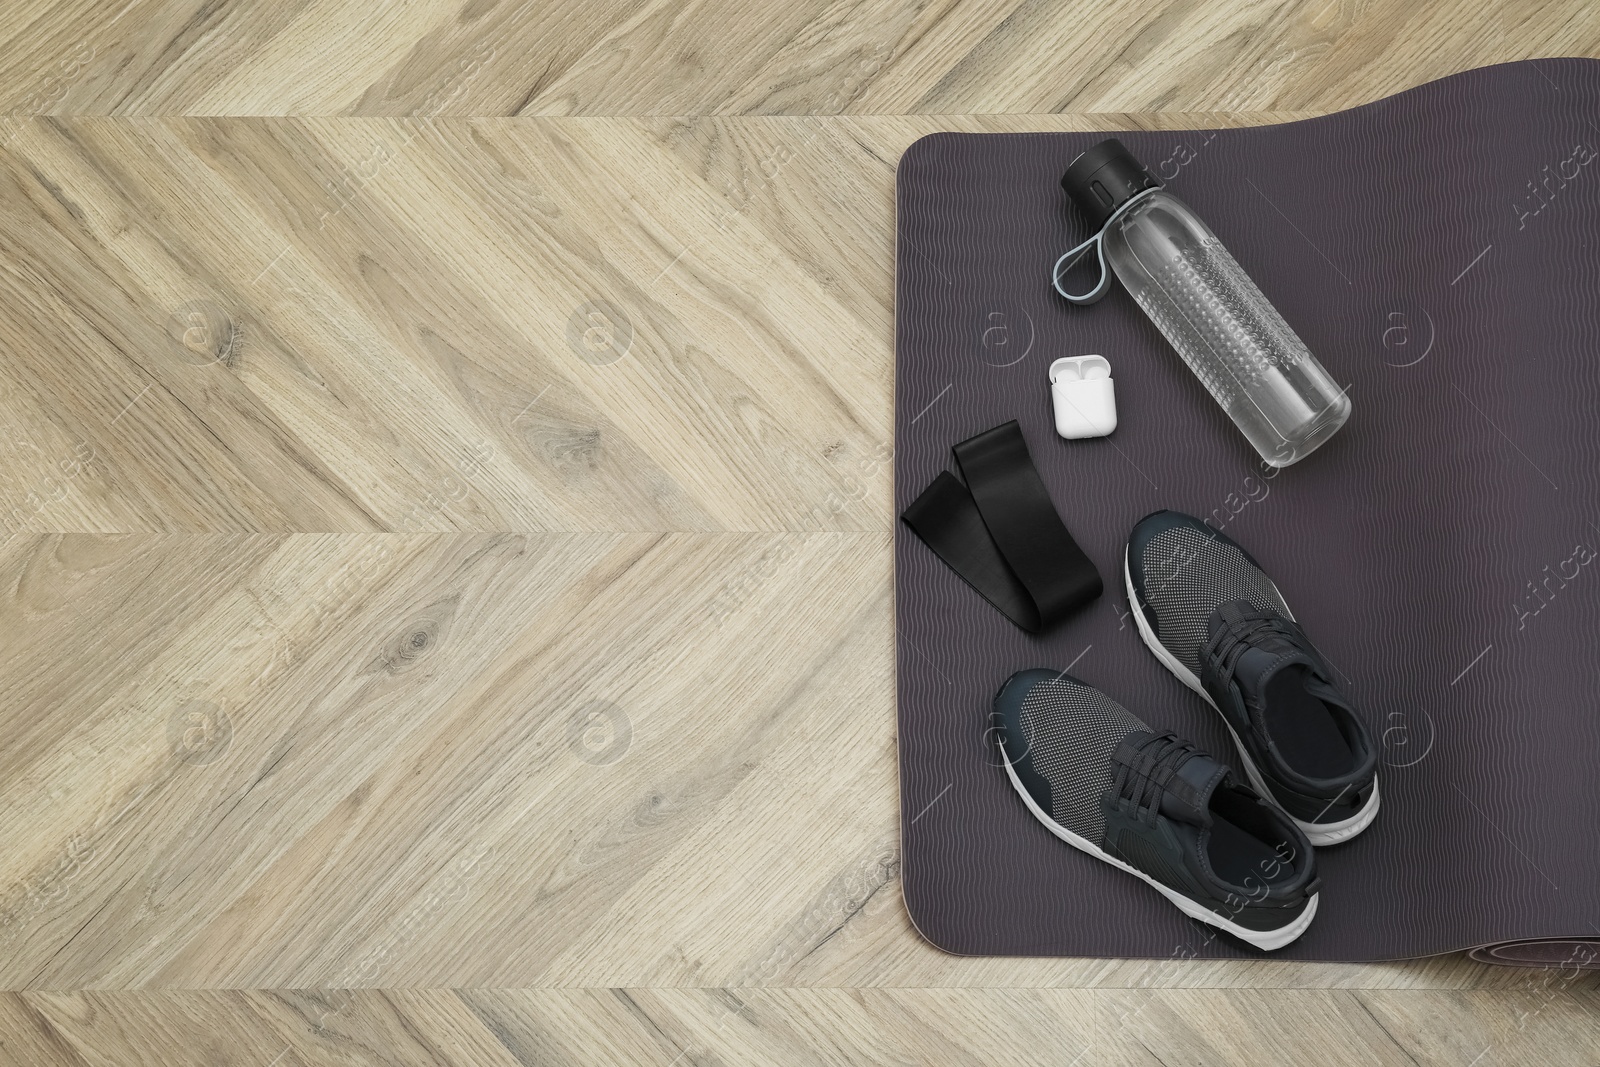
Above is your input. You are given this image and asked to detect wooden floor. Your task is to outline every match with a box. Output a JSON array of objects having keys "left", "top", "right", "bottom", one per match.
[{"left": 1, "top": 1, "right": 1598, "bottom": 1063}]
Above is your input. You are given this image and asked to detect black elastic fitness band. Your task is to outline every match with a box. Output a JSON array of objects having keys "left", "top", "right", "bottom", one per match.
[{"left": 900, "top": 420, "right": 1102, "bottom": 633}]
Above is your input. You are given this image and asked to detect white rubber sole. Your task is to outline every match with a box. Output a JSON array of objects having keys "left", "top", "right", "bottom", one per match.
[
  {"left": 1123, "top": 548, "right": 1380, "bottom": 848},
  {"left": 999, "top": 747, "right": 1318, "bottom": 951}
]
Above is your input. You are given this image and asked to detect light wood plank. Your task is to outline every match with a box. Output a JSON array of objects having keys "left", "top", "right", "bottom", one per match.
[
  {"left": 1, "top": 1, "right": 1597, "bottom": 116},
  {"left": 2, "top": 989, "right": 1596, "bottom": 1066}
]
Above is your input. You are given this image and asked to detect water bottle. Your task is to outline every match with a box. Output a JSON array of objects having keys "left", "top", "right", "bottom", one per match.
[{"left": 1054, "top": 139, "right": 1350, "bottom": 467}]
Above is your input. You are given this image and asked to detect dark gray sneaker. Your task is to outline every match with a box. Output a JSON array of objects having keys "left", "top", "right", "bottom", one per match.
[
  {"left": 993, "top": 669, "right": 1319, "bottom": 951},
  {"left": 1125, "top": 510, "right": 1380, "bottom": 846}
]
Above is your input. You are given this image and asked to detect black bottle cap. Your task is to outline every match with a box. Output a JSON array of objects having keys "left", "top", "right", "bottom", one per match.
[{"left": 1060, "top": 138, "right": 1161, "bottom": 229}]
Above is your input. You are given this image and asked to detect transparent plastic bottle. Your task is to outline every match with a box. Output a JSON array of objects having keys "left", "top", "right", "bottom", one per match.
[{"left": 1059, "top": 140, "right": 1350, "bottom": 467}]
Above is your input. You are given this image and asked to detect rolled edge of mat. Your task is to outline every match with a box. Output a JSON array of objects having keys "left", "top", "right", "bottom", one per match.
[{"left": 1467, "top": 938, "right": 1600, "bottom": 969}]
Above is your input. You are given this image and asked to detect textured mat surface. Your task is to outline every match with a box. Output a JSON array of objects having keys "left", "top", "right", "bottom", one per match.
[{"left": 894, "top": 59, "right": 1600, "bottom": 961}]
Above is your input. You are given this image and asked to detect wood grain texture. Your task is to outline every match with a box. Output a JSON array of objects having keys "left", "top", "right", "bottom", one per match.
[
  {"left": 1, "top": 0, "right": 1598, "bottom": 116},
  {"left": 3, "top": 2, "right": 1600, "bottom": 1063},
  {"left": 0, "top": 988, "right": 1596, "bottom": 1066}
]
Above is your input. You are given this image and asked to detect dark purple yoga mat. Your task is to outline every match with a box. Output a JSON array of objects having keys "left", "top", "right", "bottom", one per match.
[{"left": 894, "top": 59, "right": 1600, "bottom": 963}]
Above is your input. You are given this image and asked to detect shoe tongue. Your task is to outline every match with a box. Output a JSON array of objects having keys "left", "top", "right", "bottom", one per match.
[
  {"left": 1233, "top": 646, "right": 1319, "bottom": 712},
  {"left": 1157, "top": 752, "right": 1229, "bottom": 828}
]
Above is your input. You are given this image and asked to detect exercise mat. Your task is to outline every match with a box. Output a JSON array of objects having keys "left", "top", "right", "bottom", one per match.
[{"left": 894, "top": 58, "right": 1600, "bottom": 964}]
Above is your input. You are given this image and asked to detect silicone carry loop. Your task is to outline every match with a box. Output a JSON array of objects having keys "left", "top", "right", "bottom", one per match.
[{"left": 1051, "top": 186, "right": 1162, "bottom": 305}]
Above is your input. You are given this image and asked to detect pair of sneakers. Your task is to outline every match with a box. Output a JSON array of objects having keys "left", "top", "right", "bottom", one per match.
[{"left": 992, "top": 510, "right": 1379, "bottom": 950}]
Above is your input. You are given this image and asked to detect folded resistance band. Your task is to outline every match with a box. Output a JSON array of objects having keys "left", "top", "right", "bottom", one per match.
[{"left": 901, "top": 421, "right": 1102, "bottom": 632}]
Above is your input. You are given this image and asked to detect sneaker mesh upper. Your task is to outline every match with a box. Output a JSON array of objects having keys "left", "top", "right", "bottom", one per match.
[
  {"left": 1136, "top": 524, "right": 1289, "bottom": 675},
  {"left": 1018, "top": 678, "right": 1148, "bottom": 847}
]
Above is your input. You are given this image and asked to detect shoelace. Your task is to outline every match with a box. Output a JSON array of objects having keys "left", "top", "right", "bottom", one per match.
[
  {"left": 1201, "top": 604, "right": 1310, "bottom": 681},
  {"left": 1110, "top": 731, "right": 1202, "bottom": 824}
]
